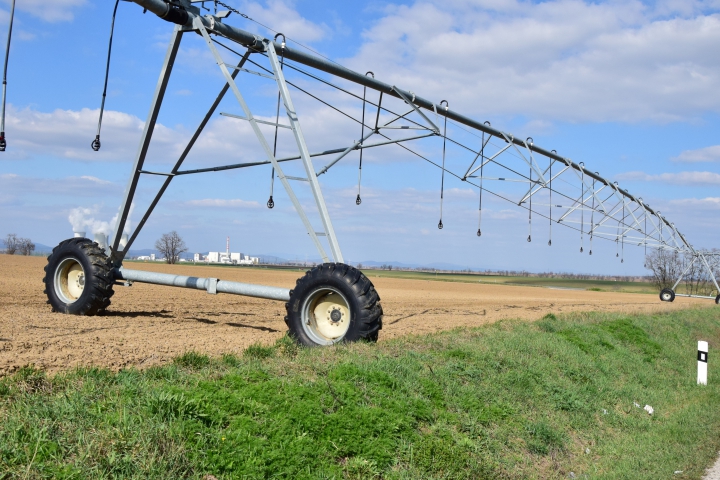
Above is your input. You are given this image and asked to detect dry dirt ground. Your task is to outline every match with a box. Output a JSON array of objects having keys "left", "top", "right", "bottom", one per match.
[{"left": 0, "top": 255, "right": 709, "bottom": 376}]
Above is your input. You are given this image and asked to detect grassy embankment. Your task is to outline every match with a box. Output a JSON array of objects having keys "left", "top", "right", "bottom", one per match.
[{"left": 2, "top": 308, "right": 720, "bottom": 478}]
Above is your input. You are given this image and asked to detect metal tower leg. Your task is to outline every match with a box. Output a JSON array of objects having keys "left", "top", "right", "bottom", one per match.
[
  {"left": 194, "top": 17, "right": 332, "bottom": 263},
  {"left": 699, "top": 253, "right": 720, "bottom": 294},
  {"left": 266, "top": 42, "right": 344, "bottom": 263},
  {"left": 110, "top": 25, "right": 184, "bottom": 263},
  {"left": 672, "top": 256, "right": 696, "bottom": 291}
]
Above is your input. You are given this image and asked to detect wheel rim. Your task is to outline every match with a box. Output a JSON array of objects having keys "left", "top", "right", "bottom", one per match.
[
  {"left": 54, "top": 257, "right": 86, "bottom": 304},
  {"left": 301, "top": 287, "right": 351, "bottom": 345},
  {"left": 661, "top": 291, "right": 671, "bottom": 301}
]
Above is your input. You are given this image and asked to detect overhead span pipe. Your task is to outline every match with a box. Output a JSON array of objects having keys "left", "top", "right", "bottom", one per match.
[{"left": 127, "top": 0, "right": 681, "bottom": 243}]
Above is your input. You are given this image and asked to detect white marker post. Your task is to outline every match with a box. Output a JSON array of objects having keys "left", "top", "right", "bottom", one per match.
[{"left": 698, "top": 341, "right": 708, "bottom": 385}]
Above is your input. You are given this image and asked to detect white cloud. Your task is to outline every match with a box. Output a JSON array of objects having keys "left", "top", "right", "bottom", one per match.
[
  {"left": 184, "top": 198, "right": 261, "bottom": 208},
  {"left": 0, "top": 172, "right": 120, "bottom": 196},
  {"left": 615, "top": 170, "right": 720, "bottom": 185},
  {"left": 238, "top": 0, "right": 329, "bottom": 43},
  {"left": 0, "top": 101, "right": 428, "bottom": 169},
  {"left": 669, "top": 196, "right": 720, "bottom": 209},
  {"left": 1, "top": 0, "right": 87, "bottom": 23},
  {"left": 343, "top": 1, "right": 720, "bottom": 122},
  {"left": 672, "top": 145, "right": 720, "bottom": 163}
]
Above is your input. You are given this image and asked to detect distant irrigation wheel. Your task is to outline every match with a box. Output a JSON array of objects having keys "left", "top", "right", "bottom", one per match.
[
  {"left": 716, "top": 294, "right": 720, "bottom": 305},
  {"left": 43, "top": 238, "right": 114, "bottom": 315},
  {"left": 659, "top": 288, "right": 675, "bottom": 303},
  {"left": 285, "top": 263, "right": 382, "bottom": 346}
]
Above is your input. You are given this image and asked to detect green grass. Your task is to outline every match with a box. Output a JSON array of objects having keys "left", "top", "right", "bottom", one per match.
[
  {"left": 363, "top": 270, "right": 658, "bottom": 294},
  {"left": 3, "top": 308, "right": 720, "bottom": 478}
]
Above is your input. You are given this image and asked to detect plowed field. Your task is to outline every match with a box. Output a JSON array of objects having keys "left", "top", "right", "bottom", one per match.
[{"left": 0, "top": 255, "right": 707, "bottom": 376}]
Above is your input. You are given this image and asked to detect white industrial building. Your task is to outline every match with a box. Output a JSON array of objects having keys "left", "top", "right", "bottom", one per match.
[
  {"left": 206, "top": 251, "right": 258, "bottom": 265},
  {"left": 201, "top": 237, "right": 259, "bottom": 265}
]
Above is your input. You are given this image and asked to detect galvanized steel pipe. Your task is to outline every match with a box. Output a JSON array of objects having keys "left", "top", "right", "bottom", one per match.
[{"left": 115, "top": 267, "right": 291, "bottom": 301}]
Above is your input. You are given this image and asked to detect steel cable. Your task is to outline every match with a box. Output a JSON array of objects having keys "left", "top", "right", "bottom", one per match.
[
  {"left": 357, "top": 71, "right": 374, "bottom": 205},
  {"left": 0, "top": 0, "right": 16, "bottom": 151},
  {"left": 438, "top": 100, "right": 448, "bottom": 229},
  {"left": 267, "top": 34, "right": 285, "bottom": 209},
  {"left": 92, "top": 0, "right": 121, "bottom": 152}
]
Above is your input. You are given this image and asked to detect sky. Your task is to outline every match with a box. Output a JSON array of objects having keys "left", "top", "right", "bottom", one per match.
[{"left": 0, "top": 0, "right": 719, "bottom": 274}]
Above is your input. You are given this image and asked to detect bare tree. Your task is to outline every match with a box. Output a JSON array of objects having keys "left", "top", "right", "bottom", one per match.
[
  {"left": 155, "top": 231, "right": 187, "bottom": 265},
  {"left": 4, "top": 233, "right": 18, "bottom": 255},
  {"left": 18, "top": 238, "right": 35, "bottom": 256},
  {"left": 645, "top": 249, "right": 683, "bottom": 291}
]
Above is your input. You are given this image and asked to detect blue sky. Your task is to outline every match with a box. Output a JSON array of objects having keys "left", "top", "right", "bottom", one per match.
[{"left": 0, "top": 0, "right": 719, "bottom": 274}]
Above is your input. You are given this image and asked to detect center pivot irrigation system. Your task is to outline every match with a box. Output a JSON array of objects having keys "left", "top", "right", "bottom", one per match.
[{"left": 1, "top": 0, "right": 717, "bottom": 346}]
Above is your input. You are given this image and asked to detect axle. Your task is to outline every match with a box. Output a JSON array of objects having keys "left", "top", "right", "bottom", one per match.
[{"left": 115, "top": 267, "right": 291, "bottom": 301}]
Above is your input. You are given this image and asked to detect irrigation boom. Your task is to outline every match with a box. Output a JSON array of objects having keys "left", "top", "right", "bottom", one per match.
[{"left": 130, "top": 0, "right": 671, "bottom": 234}]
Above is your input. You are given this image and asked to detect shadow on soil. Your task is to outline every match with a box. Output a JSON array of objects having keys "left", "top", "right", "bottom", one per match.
[{"left": 101, "top": 310, "right": 175, "bottom": 319}]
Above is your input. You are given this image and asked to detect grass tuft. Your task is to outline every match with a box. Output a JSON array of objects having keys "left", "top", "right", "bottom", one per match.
[
  {"left": 243, "top": 342, "right": 276, "bottom": 360},
  {"left": 173, "top": 351, "right": 210, "bottom": 369}
]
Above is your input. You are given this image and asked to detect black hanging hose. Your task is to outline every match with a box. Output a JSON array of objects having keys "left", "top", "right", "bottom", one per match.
[
  {"left": 644, "top": 203, "right": 647, "bottom": 257},
  {"left": 477, "top": 121, "right": 490, "bottom": 237},
  {"left": 615, "top": 182, "right": 621, "bottom": 258},
  {"left": 0, "top": 0, "right": 16, "bottom": 152},
  {"left": 357, "top": 71, "right": 374, "bottom": 206},
  {"left": 267, "top": 33, "right": 285, "bottom": 209},
  {"left": 621, "top": 197, "right": 625, "bottom": 263},
  {"left": 526, "top": 137, "right": 533, "bottom": 242},
  {"left": 589, "top": 176, "right": 595, "bottom": 255},
  {"left": 580, "top": 162, "right": 585, "bottom": 253},
  {"left": 549, "top": 150, "right": 555, "bottom": 246},
  {"left": 438, "top": 100, "right": 448, "bottom": 229},
  {"left": 93, "top": 0, "right": 121, "bottom": 151}
]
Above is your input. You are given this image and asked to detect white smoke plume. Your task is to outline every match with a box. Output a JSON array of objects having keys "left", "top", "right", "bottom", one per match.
[{"left": 68, "top": 204, "right": 134, "bottom": 238}]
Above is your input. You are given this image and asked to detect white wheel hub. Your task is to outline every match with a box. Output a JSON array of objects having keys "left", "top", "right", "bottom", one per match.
[
  {"left": 55, "top": 258, "right": 85, "bottom": 304},
  {"left": 302, "top": 288, "right": 351, "bottom": 344}
]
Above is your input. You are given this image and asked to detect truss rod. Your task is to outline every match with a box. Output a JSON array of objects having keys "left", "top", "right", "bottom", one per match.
[{"left": 174, "top": 132, "right": 435, "bottom": 176}]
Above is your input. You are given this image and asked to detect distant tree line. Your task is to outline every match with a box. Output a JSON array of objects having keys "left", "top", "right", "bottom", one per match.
[
  {"left": 645, "top": 248, "right": 720, "bottom": 296},
  {"left": 3, "top": 233, "right": 35, "bottom": 256}
]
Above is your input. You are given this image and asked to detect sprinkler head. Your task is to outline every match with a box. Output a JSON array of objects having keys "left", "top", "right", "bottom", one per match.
[
  {"left": 91, "top": 135, "right": 101, "bottom": 151},
  {"left": 580, "top": 247, "right": 584, "bottom": 253},
  {"left": 477, "top": 229, "right": 481, "bottom": 237},
  {"left": 527, "top": 235, "right": 531, "bottom": 242},
  {"left": 355, "top": 194, "right": 362, "bottom": 205},
  {"left": 267, "top": 196, "right": 275, "bottom": 209},
  {"left": 438, "top": 219, "right": 443, "bottom": 230},
  {"left": 548, "top": 240, "right": 552, "bottom": 246}
]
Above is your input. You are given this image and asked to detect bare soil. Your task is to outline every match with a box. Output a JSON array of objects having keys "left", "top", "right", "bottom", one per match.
[{"left": 0, "top": 255, "right": 709, "bottom": 376}]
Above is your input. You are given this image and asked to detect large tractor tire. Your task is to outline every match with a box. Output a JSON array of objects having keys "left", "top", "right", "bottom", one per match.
[
  {"left": 43, "top": 238, "right": 114, "bottom": 315},
  {"left": 659, "top": 288, "right": 675, "bottom": 302},
  {"left": 285, "top": 263, "right": 382, "bottom": 346},
  {"left": 715, "top": 294, "right": 719, "bottom": 305}
]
